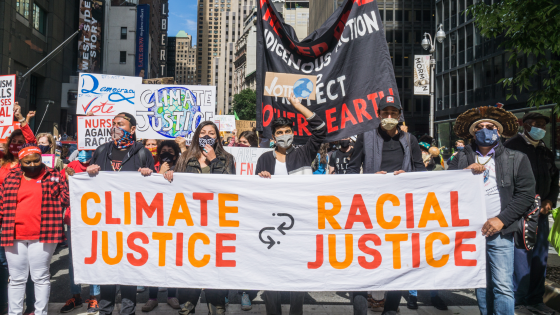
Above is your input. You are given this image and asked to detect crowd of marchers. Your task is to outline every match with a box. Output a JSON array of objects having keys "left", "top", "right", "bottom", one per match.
[{"left": 0, "top": 93, "right": 557, "bottom": 315}]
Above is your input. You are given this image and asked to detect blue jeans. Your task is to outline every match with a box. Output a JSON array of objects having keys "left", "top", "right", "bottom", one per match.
[
  {"left": 408, "top": 290, "right": 439, "bottom": 298},
  {"left": 67, "top": 228, "right": 100, "bottom": 296},
  {"left": 513, "top": 214, "right": 549, "bottom": 305},
  {"left": 476, "top": 232, "right": 515, "bottom": 315}
]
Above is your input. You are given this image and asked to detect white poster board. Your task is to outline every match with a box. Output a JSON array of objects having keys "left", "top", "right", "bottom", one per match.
[
  {"left": 224, "top": 147, "right": 272, "bottom": 175},
  {"left": 42, "top": 154, "right": 55, "bottom": 168},
  {"left": 0, "top": 75, "right": 16, "bottom": 127},
  {"left": 77, "top": 73, "right": 142, "bottom": 115},
  {"left": 214, "top": 115, "right": 236, "bottom": 132},
  {"left": 77, "top": 116, "right": 113, "bottom": 150}
]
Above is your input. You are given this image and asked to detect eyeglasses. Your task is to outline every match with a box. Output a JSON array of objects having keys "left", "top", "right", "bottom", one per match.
[{"left": 475, "top": 124, "right": 496, "bottom": 131}]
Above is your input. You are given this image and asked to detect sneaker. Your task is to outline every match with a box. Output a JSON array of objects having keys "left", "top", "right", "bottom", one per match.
[
  {"left": 527, "top": 303, "right": 556, "bottom": 315},
  {"left": 368, "top": 298, "right": 384, "bottom": 312},
  {"left": 142, "top": 299, "right": 158, "bottom": 312},
  {"left": 137, "top": 286, "right": 146, "bottom": 293},
  {"left": 431, "top": 295, "right": 448, "bottom": 311},
  {"left": 86, "top": 299, "right": 100, "bottom": 315},
  {"left": 515, "top": 305, "right": 536, "bottom": 315},
  {"left": 167, "top": 297, "right": 180, "bottom": 310},
  {"left": 178, "top": 301, "right": 196, "bottom": 315},
  {"left": 407, "top": 294, "right": 418, "bottom": 310},
  {"left": 241, "top": 292, "right": 252, "bottom": 311},
  {"left": 60, "top": 297, "right": 83, "bottom": 313}
]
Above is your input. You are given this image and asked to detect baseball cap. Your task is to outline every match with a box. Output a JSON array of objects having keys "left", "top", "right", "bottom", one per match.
[
  {"left": 522, "top": 112, "right": 550, "bottom": 124},
  {"left": 378, "top": 95, "right": 402, "bottom": 112}
]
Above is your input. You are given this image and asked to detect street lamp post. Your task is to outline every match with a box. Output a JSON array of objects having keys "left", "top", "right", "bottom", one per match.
[{"left": 421, "top": 24, "right": 446, "bottom": 138}]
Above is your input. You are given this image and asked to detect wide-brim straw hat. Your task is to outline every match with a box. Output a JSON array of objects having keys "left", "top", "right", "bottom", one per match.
[{"left": 454, "top": 106, "right": 519, "bottom": 139}]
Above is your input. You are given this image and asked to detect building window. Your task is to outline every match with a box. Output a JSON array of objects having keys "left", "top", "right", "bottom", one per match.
[
  {"left": 16, "top": 0, "right": 29, "bottom": 19},
  {"left": 33, "top": 4, "right": 46, "bottom": 34},
  {"left": 121, "top": 27, "right": 127, "bottom": 39},
  {"left": 120, "top": 51, "right": 127, "bottom": 64}
]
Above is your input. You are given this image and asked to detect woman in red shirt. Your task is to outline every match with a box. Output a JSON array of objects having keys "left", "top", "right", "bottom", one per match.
[
  {"left": 0, "top": 144, "right": 69, "bottom": 315},
  {"left": 0, "top": 103, "right": 36, "bottom": 184}
]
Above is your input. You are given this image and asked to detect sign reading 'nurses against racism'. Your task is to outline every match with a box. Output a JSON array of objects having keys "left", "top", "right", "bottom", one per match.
[
  {"left": 256, "top": 0, "right": 398, "bottom": 143},
  {"left": 70, "top": 171, "right": 486, "bottom": 291}
]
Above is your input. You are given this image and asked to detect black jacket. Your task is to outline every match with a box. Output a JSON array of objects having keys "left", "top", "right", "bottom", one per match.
[
  {"left": 448, "top": 142, "right": 536, "bottom": 231},
  {"left": 347, "top": 125, "right": 426, "bottom": 174},
  {"left": 504, "top": 134, "right": 559, "bottom": 207},
  {"left": 255, "top": 113, "right": 326, "bottom": 175},
  {"left": 181, "top": 154, "right": 236, "bottom": 174},
  {"left": 91, "top": 142, "right": 155, "bottom": 172}
]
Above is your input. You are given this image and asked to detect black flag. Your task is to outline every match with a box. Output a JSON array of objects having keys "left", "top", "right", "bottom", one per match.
[{"left": 256, "top": 0, "right": 399, "bottom": 143}]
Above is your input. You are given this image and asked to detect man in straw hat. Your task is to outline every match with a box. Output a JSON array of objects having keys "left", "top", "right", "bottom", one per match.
[{"left": 449, "top": 106, "right": 536, "bottom": 315}]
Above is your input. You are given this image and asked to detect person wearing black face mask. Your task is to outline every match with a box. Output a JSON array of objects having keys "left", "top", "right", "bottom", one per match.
[
  {"left": 448, "top": 106, "right": 536, "bottom": 315},
  {"left": 0, "top": 144, "right": 69, "bottom": 315},
  {"left": 328, "top": 137, "right": 353, "bottom": 174}
]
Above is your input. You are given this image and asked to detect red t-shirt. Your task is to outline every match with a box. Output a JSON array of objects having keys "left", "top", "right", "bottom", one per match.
[
  {"left": 14, "top": 168, "right": 47, "bottom": 240},
  {"left": 0, "top": 163, "right": 16, "bottom": 185}
]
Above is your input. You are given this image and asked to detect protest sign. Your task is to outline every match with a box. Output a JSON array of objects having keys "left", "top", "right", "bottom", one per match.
[
  {"left": 134, "top": 85, "right": 216, "bottom": 144},
  {"left": 42, "top": 154, "right": 55, "bottom": 168},
  {"left": 264, "top": 72, "right": 317, "bottom": 100},
  {"left": 235, "top": 120, "right": 256, "bottom": 135},
  {"left": 0, "top": 75, "right": 16, "bottom": 127},
  {"left": 77, "top": 73, "right": 142, "bottom": 115},
  {"left": 77, "top": 116, "right": 113, "bottom": 150},
  {"left": 257, "top": 0, "right": 398, "bottom": 144},
  {"left": 70, "top": 170, "right": 486, "bottom": 291},
  {"left": 143, "top": 77, "right": 175, "bottom": 85},
  {"left": 214, "top": 115, "right": 236, "bottom": 132},
  {"left": 224, "top": 147, "right": 272, "bottom": 175},
  {"left": 414, "top": 55, "right": 431, "bottom": 96},
  {"left": 0, "top": 122, "right": 20, "bottom": 143}
]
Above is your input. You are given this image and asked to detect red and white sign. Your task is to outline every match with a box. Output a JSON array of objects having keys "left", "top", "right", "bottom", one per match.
[
  {"left": 224, "top": 147, "right": 272, "bottom": 175},
  {"left": 0, "top": 75, "right": 16, "bottom": 127},
  {"left": 77, "top": 116, "right": 113, "bottom": 150},
  {"left": 0, "top": 122, "right": 21, "bottom": 144}
]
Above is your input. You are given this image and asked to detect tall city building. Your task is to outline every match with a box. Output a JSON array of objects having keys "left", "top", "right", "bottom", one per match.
[
  {"left": 308, "top": 0, "right": 436, "bottom": 135},
  {"left": 0, "top": 0, "right": 79, "bottom": 134},
  {"left": 167, "top": 35, "right": 176, "bottom": 78},
  {"left": 139, "top": 0, "right": 168, "bottom": 78},
  {"left": 277, "top": 0, "right": 309, "bottom": 40},
  {"left": 195, "top": 0, "right": 254, "bottom": 114},
  {"left": 103, "top": 2, "right": 138, "bottom": 77},
  {"left": 174, "top": 31, "right": 197, "bottom": 85},
  {"left": 434, "top": 0, "right": 558, "bottom": 157},
  {"left": 233, "top": 7, "right": 257, "bottom": 95}
]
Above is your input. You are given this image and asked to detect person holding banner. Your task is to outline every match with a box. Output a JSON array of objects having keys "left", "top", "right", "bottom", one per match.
[
  {"left": 0, "top": 144, "right": 69, "bottom": 315},
  {"left": 345, "top": 96, "right": 426, "bottom": 315},
  {"left": 171, "top": 121, "right": 234, "bottom": 315},
  {"left": 256, "top": 93, "right": 326, "bottom": 315},
  {"left": 448, "top": 106, "right": 536, "bottom": 315},
  {"left": 86, "top": 112, "right": 155, "bottom": 315}
]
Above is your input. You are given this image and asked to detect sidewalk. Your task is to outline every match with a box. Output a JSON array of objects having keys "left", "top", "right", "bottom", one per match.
[{"left": 47, "top": 303, "right": 481, "bottom": 315}]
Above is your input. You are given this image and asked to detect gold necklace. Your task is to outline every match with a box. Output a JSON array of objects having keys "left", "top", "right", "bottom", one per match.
[{"left": 476, "top": 154, "right": 493, "bottom": 165}]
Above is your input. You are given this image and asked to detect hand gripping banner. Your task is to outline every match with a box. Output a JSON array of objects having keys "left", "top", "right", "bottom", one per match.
[
  {"left": 256, "top": 0, "right": 399, "bottom": 143},
  {"left": 70, "top": 171, "right": 486, "bottom": 291}
]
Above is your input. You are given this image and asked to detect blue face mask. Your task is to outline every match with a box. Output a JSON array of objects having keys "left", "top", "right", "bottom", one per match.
[
  {"left": 475, "top": 128, "right": 499, "bottom": 147},
  {"left": 456, "top": 146, "right": 464, "bottom": 151},
  {"left": 77, "top": 150, "right": 93, "bottom": 163},
  {"left": 527, "top": 127, "right": 546, "bottom": 141}
]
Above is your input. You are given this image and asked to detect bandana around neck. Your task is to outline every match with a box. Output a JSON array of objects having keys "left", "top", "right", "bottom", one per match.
[{"left": 112, "top": 127, "right": 134, "bottom": 149}]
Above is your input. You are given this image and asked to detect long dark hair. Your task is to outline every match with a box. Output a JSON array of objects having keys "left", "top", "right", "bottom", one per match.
[
  {"left": 1, "top": 129, "right": 25, "bottom": 166},
  {"left": 239, "top": 131, "right": 258, "bottom": 147},
  {"left": 318, "top": 143, "right": 329, "bottom": 164},
  {"left": 175, "top": 121, "right": 232, "bottom": 172}
]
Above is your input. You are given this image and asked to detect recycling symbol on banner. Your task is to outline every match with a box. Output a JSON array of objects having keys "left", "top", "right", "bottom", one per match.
[{"left": 258, "top": 213, "right": 294, "bottom": 249}]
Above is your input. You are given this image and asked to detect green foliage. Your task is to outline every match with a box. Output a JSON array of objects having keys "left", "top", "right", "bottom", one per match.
[
  {"left": 467, "top": 0, "right": 560, "bottom": 113},
  {"left": 230, "top": 89, "right": 257, "bottom": 120}
]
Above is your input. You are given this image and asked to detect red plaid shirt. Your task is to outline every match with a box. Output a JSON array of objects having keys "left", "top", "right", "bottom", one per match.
[{"left": 0, "top": 166, "right": 69, "bottom": 246}]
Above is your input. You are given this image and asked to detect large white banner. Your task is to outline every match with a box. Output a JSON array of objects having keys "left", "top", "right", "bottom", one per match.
[
  {"left": 413, "top": 55, "right": 431, "bottom": 96},
  {"left": 224, "top": 147, "right": 272, "bottom": 175},
  {"left": 0, "top": 75, "right": 15, "bottom": 127},
  {"left": 70, "top": 171, "right": 487, "bottom": 291},
  {"left": 77, "top": 74, "right": 216, "bottom": 145}
]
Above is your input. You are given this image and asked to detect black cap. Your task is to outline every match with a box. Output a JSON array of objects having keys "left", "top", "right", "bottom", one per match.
[
  {"left": 117, "top": 112, "right": 137, "bottom": 127},
  {"left": 522, "top": 112, "right": 550, "bottom": 124},
  {"left": 378, "top": 95, "right": 402, "bottom": 112}
]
